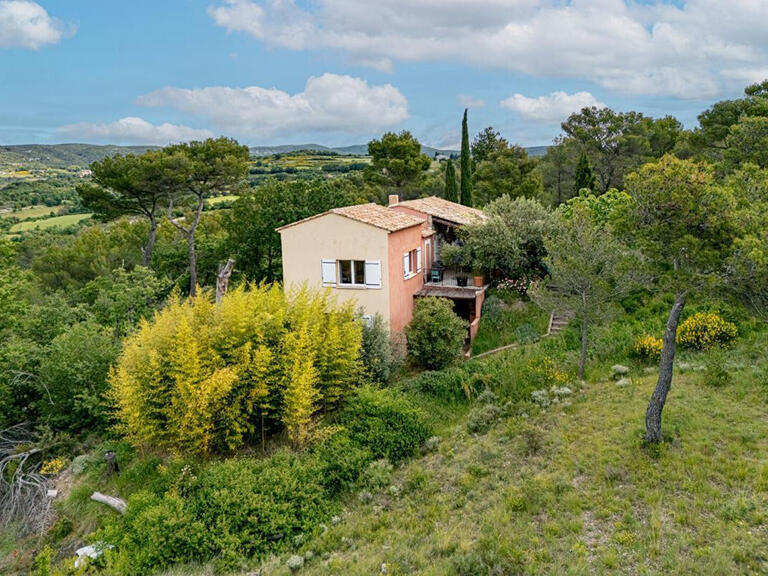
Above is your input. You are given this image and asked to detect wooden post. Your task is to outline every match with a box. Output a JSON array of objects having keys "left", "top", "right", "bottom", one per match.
[{"left": 104, "top": 451, "right": 119, "bottom": 478}]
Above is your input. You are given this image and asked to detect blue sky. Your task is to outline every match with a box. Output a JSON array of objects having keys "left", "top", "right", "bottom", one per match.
[{"left": 1, "top": 0, "right": 767, "bottom": 148}]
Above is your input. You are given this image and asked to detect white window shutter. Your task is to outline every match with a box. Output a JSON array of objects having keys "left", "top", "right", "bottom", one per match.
[
  {"left": 416, "top": 247, "right": 422, "bottom": 272},
  {"left": 403, "top": 253, "right": 410, "bottom": 277},
  {"left": 365, "top": 260, "right": 381, "bottom": 288},
  {"left": 321, "top": 259, "right": 337, "bottom": 286}
]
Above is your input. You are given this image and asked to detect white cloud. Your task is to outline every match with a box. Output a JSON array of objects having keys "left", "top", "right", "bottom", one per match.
[
  {"left": 57, "top": 117, "right": 214, "bottom": 145},
  {"left": 137, "top": 73, "right": 409, "bottom": 138},
  {"left": 500, "top": 91, "right": 605, "bottom": 122},
  {"left": 458, "top": 95, "right": 486, "bottom": 108},
  {"left": 0, "top": 0, "right": 66, "bottom": 49},
  {"left": 207, "top": 0, "right": 768, "bottom": 98}
]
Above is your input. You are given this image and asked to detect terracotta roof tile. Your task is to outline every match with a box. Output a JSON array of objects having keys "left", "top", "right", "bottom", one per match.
[
  {"left": 395, "top": 196, "right": 486, "bottom": 226},
  {"left": 277, "top": 203, "right": 424, "bottom": 233}
]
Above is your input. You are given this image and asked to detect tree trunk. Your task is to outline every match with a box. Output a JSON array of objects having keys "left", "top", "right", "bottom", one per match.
[
  {"left": 216, "top": 258, "right": 235, "bottom": 303},
  {"left": 142, "top": 215, "right": 157, "bottom": 267},
  {"left": 645, "top": 291, "right": 686, "bottom": 443},
  {"left": 579, "top": 317, "right": 588, "bottom": 380},
  {"left": 187, "top": 232, "right": 197, "bottom": 297}
]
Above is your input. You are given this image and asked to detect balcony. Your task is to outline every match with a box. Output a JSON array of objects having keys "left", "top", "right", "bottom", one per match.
[{"left": 418, "top": 268, "right": 487, "bottom": 299}]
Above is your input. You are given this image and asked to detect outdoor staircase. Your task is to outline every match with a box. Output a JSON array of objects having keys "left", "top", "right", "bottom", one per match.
[{"left": 547, "top": 311, "right": 574, "bottom": 336}]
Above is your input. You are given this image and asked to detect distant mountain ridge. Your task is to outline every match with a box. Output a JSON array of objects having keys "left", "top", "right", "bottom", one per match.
[{"left": 0, "top": 142, "right": 549, "bottom": 169}]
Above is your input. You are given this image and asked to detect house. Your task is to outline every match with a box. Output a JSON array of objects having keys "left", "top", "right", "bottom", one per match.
[{"left": 277, "top": 195, "right": 488, "bottom": 343}]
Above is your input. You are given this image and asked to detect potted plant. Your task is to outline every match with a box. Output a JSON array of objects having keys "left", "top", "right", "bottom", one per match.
[{"left": 472, "top": 268, "right": 485, "bottom": 287}]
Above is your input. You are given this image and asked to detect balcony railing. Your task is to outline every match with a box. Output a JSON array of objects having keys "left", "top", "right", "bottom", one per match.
[{"left": 424, "top": 268, "right": 479, "bottom": 288}]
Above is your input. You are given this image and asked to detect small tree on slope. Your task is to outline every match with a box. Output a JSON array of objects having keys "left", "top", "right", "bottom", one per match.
[{"left": 623, "top": 155, "right": 735, "bottom": 443}]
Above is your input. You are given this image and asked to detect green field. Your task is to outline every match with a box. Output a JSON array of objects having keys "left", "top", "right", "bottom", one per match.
[
  {"left": 9, "top": 212, "right": 92, "bottom": 232},
  {"left": 1, "top": 204, "right": 59, "bottom": 221},
  {"left": 206, "top": 194, "right": 239, "bottom": 206}
]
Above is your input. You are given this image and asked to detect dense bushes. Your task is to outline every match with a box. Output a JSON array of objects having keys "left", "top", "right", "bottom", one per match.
[
  {"left": 405, "top": 297, "right": 468, "bottom": 370},
  {"left": 109, "top": 285, "right": 362, "bottom": 455},
  {"left": 341, "top": 386, "right": 431, "bottom": 462},
  {"left": 677, "top": 312, "right": 738, "bottom": 350},
  {"left": 97, "top": 386, "right": 430, "bottom": 574},
  {"left": 102, "top": 450, "right": 336, "bottom": 574}
]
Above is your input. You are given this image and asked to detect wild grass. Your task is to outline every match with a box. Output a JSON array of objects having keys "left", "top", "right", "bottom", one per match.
[
  {"left": 471, "top": 295, "right": 550, "bottom": 355},
  {"left": 250, "top": 339, "right": 768, "bottom": 575}
]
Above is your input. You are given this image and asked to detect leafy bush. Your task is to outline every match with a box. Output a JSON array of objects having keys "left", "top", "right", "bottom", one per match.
[
  {"left": 311, "top": 431, "right": 373, "bottom": 496},
  {"left": 522, "top": 357, "right": 570, "bottom": 391},
  {"left": 37, "top": 321, "right": 117, "bottom": 433},
  {"left": 102, "top": 491, "right": 208, "bottom": 575},
  {"left": 103, "top": 450, "right": 336, "bottom": 573},
  {"left": 109, "top": 285, "right": 362, "bottom": 455},
  {"left": 405, "top": 297, "right": 468, "bottom": 370},
  {"left": 360, "top": 313, "right": 395, "bottom": 383},
  {"left": 361, "top": 458, "right": 394, "bottom": 489},
  {"left": 677, "top": 312, "right": 738, "bottom": 350},
  {"left": 632, "top": 334, "right": 663, "bottom": 361},
  {"left": 514, "top": 323, "right": 539, "bottom": 344},
  {"left": 703, "top": 348, "right": 733, "bottom": 387},
  {"left": 342, "top": 386, "right": 431, "bottom": 463},
  {"left": 480, "top": 295, "right": 505, "bottom": 328},
  {"left": 411, "top": 368, "right": 474, "bottom": 402}
]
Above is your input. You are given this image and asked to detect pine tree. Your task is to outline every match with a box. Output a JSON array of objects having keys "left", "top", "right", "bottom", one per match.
[
  {"left": 444, "top": 159, "right": 459, "bottom": 202},
  {"left": 574, "top": 152, "right": 597, "bottom": 194},
  {"left": 460, "top": 109, "right": 473, "bottom": 206}
]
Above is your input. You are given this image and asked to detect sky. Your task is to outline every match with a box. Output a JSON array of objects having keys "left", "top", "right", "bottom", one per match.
[{"left": 1, "top": 0, "right": 767, "bottom": 149}]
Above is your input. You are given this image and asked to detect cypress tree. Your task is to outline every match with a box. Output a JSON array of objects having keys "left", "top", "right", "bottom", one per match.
[
  {"left": 574, "top": 152, "right": 597, "bottom": 194},
  {"left": 444, "top": 159, "right": 458, "bottom": 202},
  {"left": 460, "top": 109, "right": 473, "bottom": 206}
]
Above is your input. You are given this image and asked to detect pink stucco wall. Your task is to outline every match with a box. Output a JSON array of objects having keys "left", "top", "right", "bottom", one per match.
[{"left": 387, "top": 223, "right": 428, "bottom": 335}]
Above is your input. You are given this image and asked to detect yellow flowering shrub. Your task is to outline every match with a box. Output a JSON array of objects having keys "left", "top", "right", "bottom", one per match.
[
  {"left": 632, "top": 335, "right": 664, "bottom": 360},
  {"left": 676, "top": 312, "right": 738, "bottom": 350},
  {"left": 40, "top": 457, "right": 67, "bottom": 476}
]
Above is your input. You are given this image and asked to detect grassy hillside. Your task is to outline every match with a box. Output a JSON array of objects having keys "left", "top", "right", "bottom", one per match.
[
  {"left": 0, "top": 144, "right": 158, "bottom": 171},
  {"left": 251, "top": 345, "right": 768, "bottom": 575}
]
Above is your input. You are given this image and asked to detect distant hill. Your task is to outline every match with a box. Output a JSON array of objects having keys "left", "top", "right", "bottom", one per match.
[
  {"left": 0, "top": 144, "right": 159, "bottom": 170},
  {"left": 1, "top": 142, "right": 549, "bottom": 170}
]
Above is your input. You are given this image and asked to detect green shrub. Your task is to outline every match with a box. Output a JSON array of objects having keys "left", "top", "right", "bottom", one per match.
[
  {"left": 102, "top": 450, "right": 337, "bottom": 573},
  {"left": 360, "top": 313, "right": 396, "bottom": 383},
  {"left": 36, "top": 321, "right": 117, "bottom": 433},
  {"left": 188, "top": 451, "right": 334, "bottom": 567},
  {"left": 677, "top": 312, "right": 738, "bottom": 350},
  {"left": 704, "top": 348, "right": 733, "bottom": 387},
  {"left": 342, "top": 386, "right": 431, "bottom": 463},
  {"left": 514, "top": 322, "right": 539, "bottom": 344},
  {"left": 361, "top": 458, "right": 394, "bottom": 489},
  {"left": 405, "top": 297, "right": 468, "bottom": 370},
  {"left": 480, "top": 295, "right": 506, "bottom": 328},
  {"left": 103, "top": 491, "right": 208, "bottom": 575},
  {"left": 311, "top": 432, "right": 373, "bottom": 496},
  {"left": 411, "top": 367, "right": 473, "bottom": 402}
]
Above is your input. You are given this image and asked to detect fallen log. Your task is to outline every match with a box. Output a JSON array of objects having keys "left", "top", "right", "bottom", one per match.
[{"left": 90, "top": 492, "right": 127, "bottom": 514}]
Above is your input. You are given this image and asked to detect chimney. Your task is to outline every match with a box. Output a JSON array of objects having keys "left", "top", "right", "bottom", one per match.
[{"left": 388, "top": 194, "right": 400, "bottom": 206}]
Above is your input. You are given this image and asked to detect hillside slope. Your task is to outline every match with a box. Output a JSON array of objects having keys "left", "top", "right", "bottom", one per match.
[{"left": 250, "top": 360, "right": 768, "bottom": 575}]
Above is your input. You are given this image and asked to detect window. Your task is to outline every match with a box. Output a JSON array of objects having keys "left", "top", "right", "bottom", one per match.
[
  {"left": 339, "top": 260, "right": 365, "bottom": 285},
  {"left": 324, "top": 259, "right": 381, "bottom": 288},
  {"left": 403, "top": 247, "right": 422, "bottom": 279}
]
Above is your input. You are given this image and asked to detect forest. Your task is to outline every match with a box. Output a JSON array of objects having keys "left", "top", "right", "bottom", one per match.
[{"left": 2, "top": 80, "right": 768, "bottom": 575}]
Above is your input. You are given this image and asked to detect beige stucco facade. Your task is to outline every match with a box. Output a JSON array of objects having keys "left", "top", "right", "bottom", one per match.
[{"left": 279, "top": 212, "right": 393, "bottom": 322}]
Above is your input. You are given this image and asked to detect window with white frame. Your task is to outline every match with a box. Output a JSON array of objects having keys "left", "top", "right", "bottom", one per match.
[
  {"left": 403, "top": 247, "right": 422, "bottom": 279},
  {"left": 321, "top": 259, "right": 381, "bottom": 288}
]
